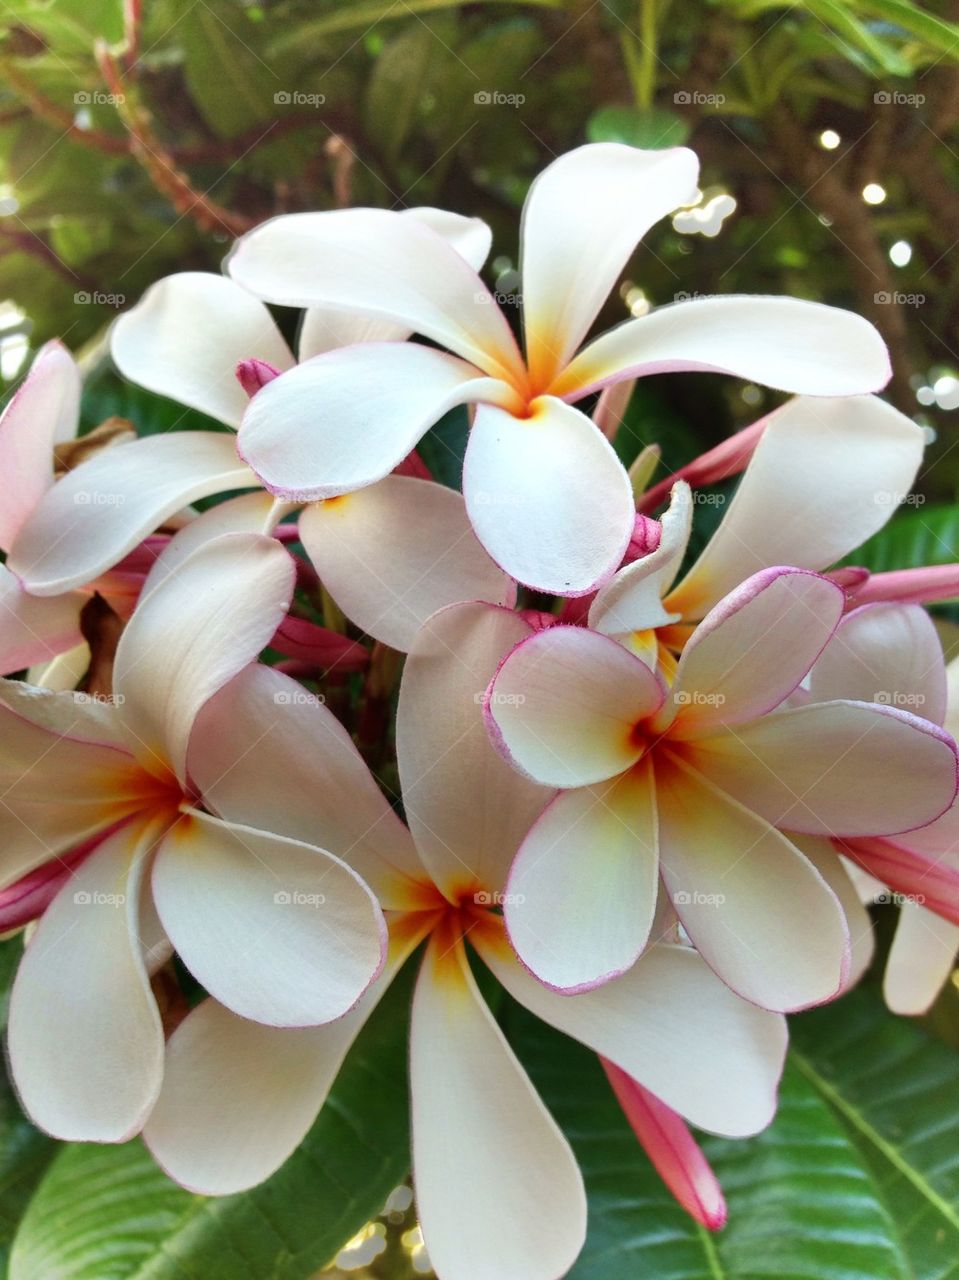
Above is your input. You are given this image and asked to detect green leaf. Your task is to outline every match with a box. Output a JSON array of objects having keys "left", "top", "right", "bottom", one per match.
[
  {"left": 365, "top": 25, "right": 438, "bottom": 162},
  {"left": 802, "top": 0, "right": 914, "bottom": 75},
  {"left": 0, "top": 1078, "right": 56, "bottom": 1276},
  {"left": 10, "top": 967, "right": 413, "bottom": 1280},
  {"left": 842, "top": 503, "right": 959, "bottom": 573},
  {"left": 181, "top": 0, "right": 282, "bottom": 137},
  {"left": 852, "top": 0, "right": 959, "bottom": 61},
  {"left": 792, "top": 986, "right": 959, "bottom": 1280},
  {"left": 587, "top": 104, "right": 691, "bottom": 149},
  {"left": 511, "top": 1002, "right": 909, "bottom": 1279},
  {"left": 270, "top": 0, "right": 559, "bottom": 45}
]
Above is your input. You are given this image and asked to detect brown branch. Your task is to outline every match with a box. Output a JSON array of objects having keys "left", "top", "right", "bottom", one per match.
[{"left": 0, "top": 225, "right": 93, "bottom": 287}]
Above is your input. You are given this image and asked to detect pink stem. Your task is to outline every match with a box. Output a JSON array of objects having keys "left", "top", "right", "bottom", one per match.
[
  {"left": 638, "top": 417, "right": 768, "bottom": 513},
  {"left": 845, "top": 564, "right": 959, "bottom": 609},
  {"left": 838, "top": 836, "right": 959, "bottom": 926},
  {"left": 271, "top": 615, "right": 369, "bottom": 672}
]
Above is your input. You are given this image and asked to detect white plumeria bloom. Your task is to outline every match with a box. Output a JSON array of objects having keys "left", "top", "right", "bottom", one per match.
[
  {"left": 228, "top": 143, "right": 890, "bottom": 596},
  {"left": 483, "top": 567, "right": 958, "bottom": 1012},
  {"left": 141, "top": 603, "right": 787, "bottom": 1280},
  {"left": 0, "top": 534, "right": 390, "bottom": 1142},
  {"left": 8, "top": 211, "right": 513, "bottom": 654},
  {"left": 589, "top": 393, "right": 925, "bottom": 666},
  {"left": 807, "top": 602, "right": 959, "bottom": 1014}
]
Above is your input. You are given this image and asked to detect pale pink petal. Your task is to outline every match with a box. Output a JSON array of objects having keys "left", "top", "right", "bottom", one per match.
[
  {"left": 191, "top": 664, "right": 422, "bottom": 909},
  {"left": 475, "top": 925, "right": 787, "bottom": 1136},
  {"left": 412, "top": 933, "right": 586, "bottom": 1280},
  {"left": 396, "top": 602, "right": 550, "bottom": 897},
  {"left": 884, "top": 901, "right": 959, "bottom": 1014},
  {"left": 661, "top": 568, "right": 844, "bottom": 735},
  {"left": 588, "top": 481, "right": 693, "bottom": 636},
  {"left": 553, "top": 296, "right": 891, "bottom": 401},
  {"left": 521, "top": 143, "right": 699, "bottom": 388},
  {"left": 809, "top": 603, "right": 947, "bottom": 724},
  {"left": 299, "top": 475, "right": 515, "bottom": 651},
  {"left": 0, "top": 342, "right": 80, "bottom": 549},
  {"left": 0, "top": 563, "right": 84, "bottom": 674},
  {"left": 792, "top": 834, "right": 875, "bottom": 987},
  {"left": 602, "top": 1061, "right": 727, "bottom": 1230},
  {"left": 666, "top": 395, "right": 924, "bottom": 619},
  {"left": 8, "top": 819, "right": 164, "bottom": 1141},
  {"left": 655, "top": 757, "right": 850, "bottom": 1011},
  {"left": 238, "top": 343, "right": 514, "bottom": 502},
  {"left": 504, "top": 762, "right": 659, "bottom": 992},
  {"left": 8, "top": 433, "right": 257, "bottom": 595},
  {"left": 113, "top": 533, "right": 294, "bottom": 783},
  {"left": 152, "top": 810, "right": 385, "bottom": 1027},
  {"left": 111, "top": 273, "right": 294, "bottom": 428},
  {"left": 686, "top": 700, "right": 958, "bottom": 837},
  {"left": 227, "top": 207, "right": 525, "bottom": 383},
  {"left": 463, "top": 397, "right": 634, "bottom": 594},
  {"left": 485, "top": 624, "right": 664, "bottom": 788}
]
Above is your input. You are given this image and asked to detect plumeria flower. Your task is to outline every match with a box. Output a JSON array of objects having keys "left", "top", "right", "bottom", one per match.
[
  {"left": 0, "top": 534, "right": 387, "bottom": 1142},
  {"left": 0, "top": 341, "right": 160, "bottom": 675},
  {"left": 483, "top": 566, "right": 958, "bottom": 1011},
  {"left": 8, "top": 210, "right": 513, "bottom": 654},
  {"left": 141, "top": 602, "right": 786, "bottom": 1280},
  {"left": 807, "top": 601, "right": 959, "bottom": 1014},
  {"left": 588, "top": 393, "right": 924, "bottom": 666},
  {"left": 228, "top": 142, "right": 890, "bottom": 596}
]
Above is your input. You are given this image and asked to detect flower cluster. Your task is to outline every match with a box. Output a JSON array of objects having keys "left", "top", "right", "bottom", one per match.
[{"left": 2, "top": 143, "right": 957, "bottom": 1279}]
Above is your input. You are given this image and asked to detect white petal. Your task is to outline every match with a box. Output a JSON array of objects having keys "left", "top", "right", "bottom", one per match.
[
  {"left": 412, "top": 933, "right": 586, "bottom": 1280},
  {"left": 153, "top": 810, "right": 385, "bottom": 1027},
  {"left": 555, "top": 296, "right": 891, "bottom": 401},
  {"left": 8, "top": 819, "right": 164, "bottom": 1140},
  {"left": 667, "top": 395, "right": 925, "bottom": 619},
  {"left": 791, "top": 834, "right": 875, "bottom": 988},
  {"left": 485, "top": 623, "right": 664, "bottom": 788},
  {"left": 113, "top": 533, "right": 294, "bottom": 783},
  {"left": 111, "top": 273, "right": 294, "bottom": 428},
  {"left": 397, "top": 602, "right": 550, "bottom": 898},
  {"left": 299, "top": 475, "right": 515, "bottom": 651},
  {"left": 238, "top": 343, "right": 511, "bottom": 501},
  {"left": 884, "top": 902, "right": 959, "bottom": 1015},
  {"left": 475, "top": 926, "right": 787, "bottom": 1137},
  {"left": 8, "top": 433, "right": 257, "bottom": 595},
  {"left": 0, "top": 564, "right": 84, "bottom": 675},
  {"left": 228, "top": 207, "right": 524, "bottom": 382},
  {"left": 521, "top": 143, "right": 699, "bottom": 388},
  {"left": 191, "top": 663, "right": 422, "bottom": 909},
  {"left": 505, "top": 762, "right": 659, "bottom": 991},
  {"left": 141, "top": 491, "right": 282, "bottom": 595},
  {"left": 463, "top": 397, "right": 634, "bottom": 594},
  {"left": 0, "top": 342, "right": 79, "bottom": 550}
]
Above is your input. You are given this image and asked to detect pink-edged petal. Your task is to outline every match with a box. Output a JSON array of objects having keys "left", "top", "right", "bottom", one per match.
[
  {"left": 299, "top": 475, "right": 515, "bottom": 652},
  {"left": 655, "top": 756, "right": 850, "bottom": 1011},
  {"left": 602, "top": 1061, "right": 727, "bottom": 1230},
  {"left": 191, "top": 663, "right": 422, "bottom": 909},
  {"left": 297, "top": 207, "right": 492, "bottom": 360},
  {"left": 791, "top": 834, "right": 875, "bottom": 988},
  {"left": 521, "top": 143, "right": 699, "bottom": 389},
  {"left": 687, "top": 700, "right": 959, "bottom": 837},
  {"left": 113, "top": 533, "right": 294, "bottom": 783},
  {"left": 485, "top": 624, "right": 664, "bottom": 788},
  {"left": 553, "top": 296, "right": 891, "bottom": 401},
  {"left": 884, "top": 902, "right": 959, "bottom": 1015},
  {"left": 412, "top": 931, "right": 586, "bottom": 1280},
  {"left": 7, "top": 818, "right": 164, "bottom": 1141},
  {"left": 660, "top": 568, "right": 844, "bottom": 735},
  {"left": 140, "top": 491, "right": 283, "bottom": 596},
  {"left": 463, "top": 397, "right": 634, "bottom": 595},
  {"left": 0, "top": 342, "right": 80, "bottom": 549},
  {"left": 666, "top": 395, "right": 924, "bottom": 619},
  {"left": 152, "top": 810, "right": 386, "bottom": 1027},
  {"left": 238, "top": 343, "right": 513, "bottom": 502},
  {"left": 589, "top": 481, "right": 693, "bottom": 636},
  {"left": 8, "top": 433, "right": 257, "bottom": 595},
  {"left": 475, "top": 925, "right": 787, "bottom": 1136},
  {"left": 396, "top": 602, "right": 550, "bottom": 898},
  {"left": 809, "top": 603, "right": 947, "bottom": 725},
  {"left": 228, "top": 207, "right": 525, "bottom": 383},
  {"left": 111, "top": 273, "right": 294, "bottom": 428},
  {"left": 840, "top": 833, "right": 959, "bottom": 926},
  {"left": 504, "top": 762, "right": 658, "bottom": 992},
  {"left": 143, "top": 920, "right": 423, "bottom": 1194},
  {"left": 0, "top": 563, "right": 84, "bottom": 674}
]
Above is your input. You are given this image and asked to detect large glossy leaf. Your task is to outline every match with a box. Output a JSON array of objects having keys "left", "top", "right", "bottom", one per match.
[
  {"left": 792, "top": 987, "right": 959, "bottom": 1280},
  {"left": 843, "top": 504, "right": 959, "bottom": 574},
  {"left": 10, "top": 966, "right": 413, "bottom": 1280},
  {"left": 509, "top": 1001, "right": 908, "bottom": 1279}
]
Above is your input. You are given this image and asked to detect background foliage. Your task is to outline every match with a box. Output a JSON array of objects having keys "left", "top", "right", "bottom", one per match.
[{"left": 1, "top": 0, "right": 959, "bottom": 1276}]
